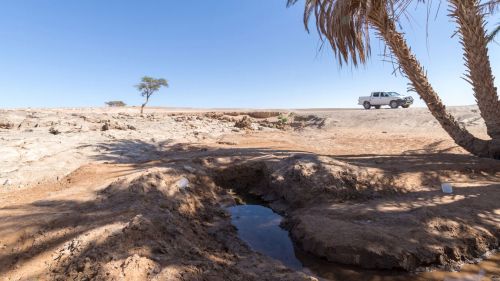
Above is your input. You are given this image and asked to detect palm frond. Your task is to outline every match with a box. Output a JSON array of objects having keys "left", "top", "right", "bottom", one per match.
[
  {"left": 487, "top": 23, "right": 500, "bottom": 43},
  {"left": 287, "top": 0, "right": 415, "bottom": 66},
  {"left": 479, "top": 0, "right": 500, "bottom": 14}
]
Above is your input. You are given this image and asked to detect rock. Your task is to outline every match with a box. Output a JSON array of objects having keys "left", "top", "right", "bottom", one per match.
[
  {"left": 250, "top": 123, "right": 259, "bottom": 130},
  {"left": 0, "top": 121, "right": 14, "bottom": 129},
  {"left": 49, "top": 127, "right": 61, "bottom": 135},
  {"left": 176, "top": 177, "right": 190, "bottom": 189},
  {"left": 247, "top": 112, "right": 281, "bottom": 119},
  {"left": 183, "top": 165, "right": 196, "bottom": 173},
  {"left": 216, "top": 141, "right": 237, "bottom": 146},
  {"left": 234, "top": 116, "right": 252, "bottom": 129}
]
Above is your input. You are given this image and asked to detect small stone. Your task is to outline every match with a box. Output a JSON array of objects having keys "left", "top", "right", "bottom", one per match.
[
  {"left": 183, "top": 165, "right": 196, "bottom": 173},
  {"left": 176, "top": 177, "right": 190, "bottom": 189},
  {"left": 49, "top": 127, "right": 61, "bottom": 135}
]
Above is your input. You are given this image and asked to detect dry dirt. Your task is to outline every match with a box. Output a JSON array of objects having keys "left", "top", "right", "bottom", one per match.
[{"left": 0, "top": 106, "right": 498, "bottom": 280}]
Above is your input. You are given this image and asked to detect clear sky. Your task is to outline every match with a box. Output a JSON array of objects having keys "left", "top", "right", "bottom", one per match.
[{"left": 0, "top": 0, "right": 498, "bottom": 109}]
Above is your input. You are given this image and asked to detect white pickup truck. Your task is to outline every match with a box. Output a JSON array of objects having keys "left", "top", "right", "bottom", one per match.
[{"left": 358, "top": 91, "right": 413, "bottom": 109}]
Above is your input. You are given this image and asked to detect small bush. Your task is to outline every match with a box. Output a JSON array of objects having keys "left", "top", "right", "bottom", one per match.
[
  {"left": 277, "top": 114, "right": 289, "bottom": 125},
  {"left": 105, "top": 101, "right": 127, "bottom": 107}
]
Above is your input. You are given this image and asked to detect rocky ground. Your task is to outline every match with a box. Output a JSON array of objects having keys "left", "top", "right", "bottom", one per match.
[{"left": 0, "top": 106, "right": 498, "bottom": 280}]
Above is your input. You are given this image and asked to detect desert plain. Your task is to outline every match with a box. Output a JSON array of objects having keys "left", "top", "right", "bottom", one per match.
[{"left": 0, "top": 106, "right": 498, "bottom": 280}]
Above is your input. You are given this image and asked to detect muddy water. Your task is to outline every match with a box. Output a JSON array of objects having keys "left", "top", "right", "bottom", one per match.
[
  {"left": 227, "top": 204, "right": 500, "bottom": 281},
  {"left": 228, "top": 205, "right": 302, "bottom": 270}
]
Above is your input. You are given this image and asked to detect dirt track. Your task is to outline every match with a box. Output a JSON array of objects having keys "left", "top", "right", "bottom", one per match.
[{"left": 0, "top": 106, "right": 499, "bottom": 280}]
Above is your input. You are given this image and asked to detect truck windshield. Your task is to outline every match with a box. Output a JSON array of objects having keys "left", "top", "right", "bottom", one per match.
[{"left": 388, "top": 92, "right": 401, "bottom": 96}]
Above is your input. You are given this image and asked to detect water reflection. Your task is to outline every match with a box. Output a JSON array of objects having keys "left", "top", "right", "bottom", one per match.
[
  {"left": 227, "top": 204, "right": 499, "bottom": 281},
  {"left": 227, "top": 204, "right": 302, "bottom": 270}
]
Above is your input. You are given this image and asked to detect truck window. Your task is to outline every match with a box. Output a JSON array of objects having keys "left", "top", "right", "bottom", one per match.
[
  {"left": 373, "top": 93, "right": 380, "bottom": 97},
  {"left": 381, "top": 93, "right": 388, "bottom": 97}
]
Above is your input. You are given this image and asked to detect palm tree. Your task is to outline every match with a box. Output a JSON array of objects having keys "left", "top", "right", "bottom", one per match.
[{"left": 287, "top": 0, "right": 500, "bottom": 159}]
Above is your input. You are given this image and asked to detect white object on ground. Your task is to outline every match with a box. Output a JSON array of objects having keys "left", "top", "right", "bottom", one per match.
[
  {"left": 441, "top": 183, "right": 453, "bottom": 194},
  {"left": 176, "top": 177, "right": 190, "bottom": 189}
]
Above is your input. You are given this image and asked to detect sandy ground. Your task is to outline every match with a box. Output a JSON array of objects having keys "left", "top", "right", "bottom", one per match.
[{"left": 0, "top": 106, "right": 498, "bottom": 280}]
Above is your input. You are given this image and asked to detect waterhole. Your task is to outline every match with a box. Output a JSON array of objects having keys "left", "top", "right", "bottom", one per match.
[
  {"left": 227, "top": 204, "right": 302, "bottom": 270},
  {"left": 227, "top": 203, "right": 500, "bottom": 281}
]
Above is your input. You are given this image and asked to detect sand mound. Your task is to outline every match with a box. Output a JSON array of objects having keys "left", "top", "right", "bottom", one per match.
[{"left": 43, "top": 170, "right": 310, "bottom": 281}]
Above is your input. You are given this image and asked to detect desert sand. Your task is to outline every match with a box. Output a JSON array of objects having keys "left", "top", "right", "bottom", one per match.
[{"left": 0, "top": 106, "right": 498, "bottom": 280}]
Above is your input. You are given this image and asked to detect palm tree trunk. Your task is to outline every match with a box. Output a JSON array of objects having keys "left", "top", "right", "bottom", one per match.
[
  {"left": 370, "top": 11, "right": 500, "bottom": 159},
  {"left": 449, "top": 0, "right": 500, "bottom": 139}
]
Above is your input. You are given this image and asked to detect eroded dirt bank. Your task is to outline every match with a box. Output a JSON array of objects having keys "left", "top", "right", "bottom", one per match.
[
  {"left": 0, "top": 107, "right": 499, "bottom": 280},
  {"left": 0, "top": 164, "right": 313, "bottom": 281},
  {"left": 213, "top": 155, "right": 499, "bottom": 271},
  {"left": 1, "top": 159, "right": 498, "bottom": 280}
]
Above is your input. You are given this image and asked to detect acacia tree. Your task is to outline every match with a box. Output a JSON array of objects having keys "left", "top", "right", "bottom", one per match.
[
  {"left": 105, "top": 101, "right": 126, "bottom": 107},
  {"left": 136, "top": 76, "right": 169, "bottom": 115},
  {"left": 288, "top": 0, "right": 500, "bottom": 159}
]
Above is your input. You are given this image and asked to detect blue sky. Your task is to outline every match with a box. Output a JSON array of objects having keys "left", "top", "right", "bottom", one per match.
[{"left": 0, "top": 0, "right": 498, "bottom": 109}]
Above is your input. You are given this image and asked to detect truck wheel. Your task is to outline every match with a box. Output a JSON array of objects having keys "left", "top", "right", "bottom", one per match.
[
  {"left": 375, "top": 105, "right": 381, "bottom": 109},
  {"left": 390, "top": 101, "right": 399, "bottom": 109},
  {"left": 402, "top": 105, "right": 410, "bottom": 108},
  {"left": 363, "top": 102, "right": 371, "bottom": 110}
]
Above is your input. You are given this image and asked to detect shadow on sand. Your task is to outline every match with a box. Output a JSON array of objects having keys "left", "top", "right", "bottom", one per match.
[{"left": 0, "top": 139, "right": 498, "bottom": 280}]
